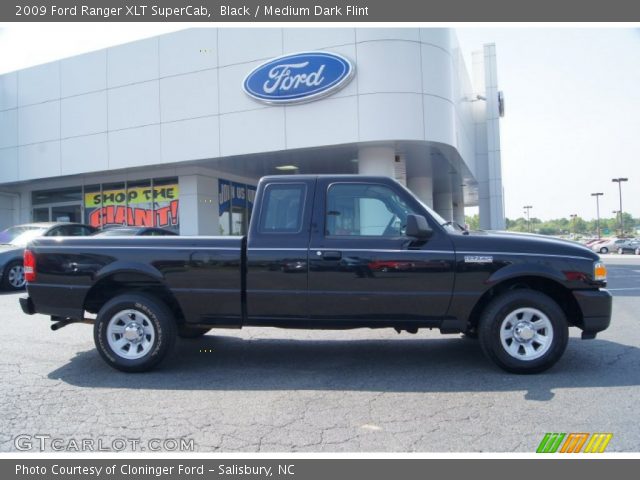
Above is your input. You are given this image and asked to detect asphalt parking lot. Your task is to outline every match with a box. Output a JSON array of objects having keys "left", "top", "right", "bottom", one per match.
[{"left": 1, "top": 255, "right": 639, "bottom": 453}]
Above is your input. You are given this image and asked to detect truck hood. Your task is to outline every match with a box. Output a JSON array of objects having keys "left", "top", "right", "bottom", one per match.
[{"left": 451, "top": 230, "right": 598, "bottom": 261}]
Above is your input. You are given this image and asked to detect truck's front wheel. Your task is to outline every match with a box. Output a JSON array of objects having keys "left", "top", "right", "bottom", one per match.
[
  {"left": 94, "top": 294, "right": 176, "bottom": 372},
  {"left": 478, "top": 290, "right": 568, "bottom": 374}
]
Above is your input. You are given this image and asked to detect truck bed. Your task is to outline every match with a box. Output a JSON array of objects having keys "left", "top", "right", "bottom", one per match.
[{"left": 27, "top": 236, "right": 244, "bottom": 324}]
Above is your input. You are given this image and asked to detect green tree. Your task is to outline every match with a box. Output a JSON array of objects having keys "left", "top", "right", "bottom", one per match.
[{"left": 465, "top": 214, "right": 479, "bottom": 231}]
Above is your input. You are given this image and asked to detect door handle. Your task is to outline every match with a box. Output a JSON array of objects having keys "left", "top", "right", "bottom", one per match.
[{"left": 320, "top": 251, "right": 342, "bottom": 260}]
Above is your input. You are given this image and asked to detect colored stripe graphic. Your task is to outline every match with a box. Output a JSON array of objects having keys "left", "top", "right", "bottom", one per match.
[
  {"left": 537, "top": 433, "right": 613, "bottom": 453},
  {"left": 584, "top": 433, "right": 613, "bottom": 453},
  {"left": 536, "top": 433, "right": 566, "bottom": 453},
  {"left": 560, "top": 433, "right": 589, "bottom": 453}
]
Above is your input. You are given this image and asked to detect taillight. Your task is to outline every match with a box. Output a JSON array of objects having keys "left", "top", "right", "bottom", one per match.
[{"left": 23, "top": 249, "right": 36, "bottom": 283}]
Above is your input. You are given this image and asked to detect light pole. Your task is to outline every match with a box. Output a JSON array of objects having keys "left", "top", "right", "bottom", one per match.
[
  {"left": 570, "top": 214, "right": 577, "bottom": 236},
  {"left": 612, "top": 178, "right": 628, "bottom": 236},
  {"left": 523, "top": 205, "right": 532, "bottom": 233},
  {"left": 591, "top": 193, "right": 603, "bottom": 239}
]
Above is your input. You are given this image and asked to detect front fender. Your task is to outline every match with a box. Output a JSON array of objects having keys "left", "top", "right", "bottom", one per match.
[{"left": 485, "top": 261, "right": 568, "bottom": 287}]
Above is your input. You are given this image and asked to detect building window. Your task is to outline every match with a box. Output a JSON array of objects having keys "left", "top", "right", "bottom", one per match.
[
  {"left": 152, "top": 178, "right": 180, "bottom": 232},
  {"left": 218, "top": 178, "right": 256, "bottom": 236},
  {"left": 33, "top": 178, "right": 180, "bottom": 232}
]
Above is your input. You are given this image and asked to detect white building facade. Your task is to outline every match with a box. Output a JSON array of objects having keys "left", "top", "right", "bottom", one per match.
[{"left": 0, "top": 28, "right": 505, "bottom": 234}]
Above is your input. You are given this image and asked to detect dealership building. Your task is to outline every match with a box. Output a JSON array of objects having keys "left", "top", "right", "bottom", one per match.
[{"left": 0, "top": 28, "right": 505, "bottom": 235}]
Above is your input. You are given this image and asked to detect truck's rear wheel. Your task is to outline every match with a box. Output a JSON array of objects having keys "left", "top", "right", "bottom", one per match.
[
  {"left": 94, "top": 293, "right": 176, "bottom": 372},
  {"left": 178, "top": 325, "right": 211, "bottom": 339},
  {"left": 478, "top": 290, "right": 568, "bottom": 374}
]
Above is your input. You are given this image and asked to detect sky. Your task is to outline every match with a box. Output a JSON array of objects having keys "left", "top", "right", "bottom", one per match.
[{"left": 0, "top": 25, "right": 639, "bottom": 221}]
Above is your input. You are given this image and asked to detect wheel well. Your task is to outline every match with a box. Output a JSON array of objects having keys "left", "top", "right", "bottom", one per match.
[
  {"left": 467, "top": 276, "right": 582, "bottom": 331},
  {"left": 83, "top": 273, "right": 185, "bottom": 324}
]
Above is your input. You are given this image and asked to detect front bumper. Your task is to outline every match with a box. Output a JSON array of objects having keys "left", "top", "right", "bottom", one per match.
[
  {"left": 20, "top": 296, "right": 35, "bottom": 315},
  {"left": 573, "top": 289, "right": 612, "bottom": 337}
]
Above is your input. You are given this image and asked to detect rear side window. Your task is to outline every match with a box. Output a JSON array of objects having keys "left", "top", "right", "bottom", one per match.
[{"left": 259, "top": 184, "right": 306, "bottom": 234}]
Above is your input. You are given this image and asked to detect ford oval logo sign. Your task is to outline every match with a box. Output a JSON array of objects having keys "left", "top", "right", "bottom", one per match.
[{"left": 243, "top": 51, "right": 355, "bottom": 105}]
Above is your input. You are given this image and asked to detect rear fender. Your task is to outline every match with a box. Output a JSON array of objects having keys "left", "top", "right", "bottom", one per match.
[{"left": 93, "top": 261, "right": 164, "bottom": 284}]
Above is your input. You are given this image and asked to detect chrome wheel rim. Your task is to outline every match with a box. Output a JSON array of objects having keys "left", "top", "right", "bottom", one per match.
[
  {"left": 8, "top": 265, "right": 25, "bottom": 288},
  {"left": 106, "top": 309, "right": 155, "bottom": 360},
  {"left": 500, "top": 307, "right": 554, "bottom": 361}
]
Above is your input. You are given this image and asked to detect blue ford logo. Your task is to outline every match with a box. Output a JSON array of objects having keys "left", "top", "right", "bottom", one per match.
[{"left": 243, "top": 51, "right": 355, "bottom": 105}]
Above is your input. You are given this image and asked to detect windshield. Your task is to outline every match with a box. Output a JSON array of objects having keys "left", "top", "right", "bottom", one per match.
[{"left": 0, "top": 226, "right": 48, "bottom": 246}]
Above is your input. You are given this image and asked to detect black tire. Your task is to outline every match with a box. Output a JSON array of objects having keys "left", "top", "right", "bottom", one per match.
[
  {"left": 178, "top": 325, "right": 211, "bottom": 339},
  {"left": 599, "top": 247, "right": 608, "bottom": 254},
  {"left": 478, "top": 290, "right": 568, "bottom": 374},
  {"left": 1, "top": 260, "right": 26, "bottom": 291},
  {"left": 94, "top": 293, "right": 177, "bottom": 372}
]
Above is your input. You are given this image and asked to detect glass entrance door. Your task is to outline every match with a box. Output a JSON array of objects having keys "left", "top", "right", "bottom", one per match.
[
  {"left": 32, "top": 207, "right": 50, "bottom": 222},
  {"left": 51, "top": 204, "right": 82, "bottom": 223},
  {"left": 32, "top": 203, "right": 82, "bottom": 223}
]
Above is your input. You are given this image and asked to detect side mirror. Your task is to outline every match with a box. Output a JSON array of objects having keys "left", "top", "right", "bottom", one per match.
[{"left": 405, "top": 214, "right": 432, "bottom": 239}]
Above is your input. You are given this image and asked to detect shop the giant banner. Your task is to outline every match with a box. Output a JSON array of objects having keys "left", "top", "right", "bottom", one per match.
[{"left": 84, "top": 184, "right": 179, "bottom": 229}]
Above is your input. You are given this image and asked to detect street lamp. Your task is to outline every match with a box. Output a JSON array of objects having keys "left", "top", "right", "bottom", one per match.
[
  {"left": 591, "top": 193, "right": 604, "bottom": 239},
  {"left": 612, "top": 178, "right": 628, "bottom": 236},
  {"left": 523, "top": 205, "right": 533, "bottom": 233},
  {"left": 570, "top": 214, "right": 577, "bottom": 236}
]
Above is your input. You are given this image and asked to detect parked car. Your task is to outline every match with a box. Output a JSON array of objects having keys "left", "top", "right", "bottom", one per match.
[
  {"left": 0, "top": 222, "right": 97, "bottom": 290},
  {"left": 20, "top": 175, "right": 611, "bottom": 374},
  {"left": 617, "top": 239, "right": 640, "bottom": 255},
  {"left": 94, "top": 227, "right": 178, "bottom": 237},
  {"left": 591, "top": 238, "right": 626, "bottom": 254}
]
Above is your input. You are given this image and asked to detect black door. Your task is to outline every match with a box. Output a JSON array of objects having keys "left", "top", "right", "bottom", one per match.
[
  {"left": 308, "top": 179, "right": 455, "bottom": 323},
  {"left": 246, "top": 179, "right": 316, "bottom": 320}
]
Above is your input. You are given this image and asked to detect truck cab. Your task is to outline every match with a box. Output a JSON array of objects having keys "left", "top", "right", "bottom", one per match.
[{"left": 246, "top": 175, "right": 456, "bottom": 326}]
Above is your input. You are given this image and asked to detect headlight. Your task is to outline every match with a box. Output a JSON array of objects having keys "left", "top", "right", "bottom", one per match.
[{"left": 594, "top": 261, "right": 607, "bottom": 282}]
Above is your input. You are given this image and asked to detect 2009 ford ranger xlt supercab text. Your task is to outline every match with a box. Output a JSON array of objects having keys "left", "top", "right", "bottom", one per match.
[{"left": 20, "top": 175, "right": 612, "bottom": 373}]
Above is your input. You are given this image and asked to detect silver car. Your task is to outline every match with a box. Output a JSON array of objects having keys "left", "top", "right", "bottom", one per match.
[
  {"left": 617, "top": 239, "right": 640, "bottom": 255},
  {"left": 591, "top": 238, "right": 627, "bottom": 254}
]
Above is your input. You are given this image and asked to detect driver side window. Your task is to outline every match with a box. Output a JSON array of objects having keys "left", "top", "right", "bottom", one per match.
[{"left": 326, "top": 183, "right": 414, "bottom": 237}]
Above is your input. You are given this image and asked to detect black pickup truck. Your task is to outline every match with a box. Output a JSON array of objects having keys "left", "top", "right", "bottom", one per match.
[{"left": 20, "top": 175, "right": 611, "bottom": 373}]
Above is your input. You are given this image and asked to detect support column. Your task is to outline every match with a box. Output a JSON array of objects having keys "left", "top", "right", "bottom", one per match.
[
  {"left": 472, "top": 45, "right": 505, "bottom": 230},
  {"left": 453, "top": 200, "right": 466, "bottom": 226},
  {"left": 407, "top": 176, "right": 434, "bottom": 208},
  {"left": 452, "top": 182, "right": 466, "bottom": 226},
  {"left": 358, "top": 145, "right": 395, "bottom": 177},
  {"left": 178, "top": 174, "right": 218, "bottom": 236},
  {"left": 0, "top": 194, "right": 18, "bottom": 231},
  {"left": 433, "top": 191, "right": 453, "bottom": 222}
]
